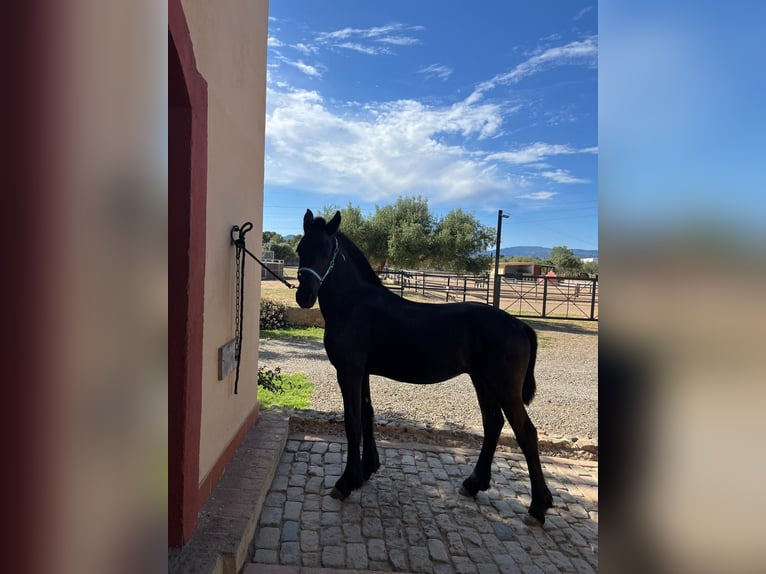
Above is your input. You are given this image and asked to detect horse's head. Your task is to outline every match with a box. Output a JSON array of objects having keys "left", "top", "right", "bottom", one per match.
[{"left": 295, "top": 209, "right": 341, "bottom": 308}]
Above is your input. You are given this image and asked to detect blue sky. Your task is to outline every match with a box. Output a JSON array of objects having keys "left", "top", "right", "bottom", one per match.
[{"left": 263, "top": 1, "right": 597, "bottom": 250}]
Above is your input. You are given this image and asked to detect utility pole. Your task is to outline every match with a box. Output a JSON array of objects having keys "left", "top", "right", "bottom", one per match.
[{"left": 493, "top": 209, "right": 509, "bottom": 308}]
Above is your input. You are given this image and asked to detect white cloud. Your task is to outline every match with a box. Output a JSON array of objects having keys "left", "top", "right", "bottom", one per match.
[
  {"left": 574, "top": 6, "right": 593, "bottom": 21},
  {"left": 418, "top": 64, "right": 454, "bottom": 81},
  {"left": 377, "top": 36, "right": 420, "bottom": 46},
  {"left": 335, "top": 42, "right": 391, "bottom": 56},
  {"left": 518, "top": 191, "right": 557, "bottom": 200},
  {"left": 540, "top": 169, "right": 589, "bottom": 184},
  {"left": 265, "top": 88, "right": 513, "bottom": 203},
  {"left": 293, "top": 43, "right": 319, "bottom": 55},
  {"left": 315, "top": 23, "right": 423, "bottom": 55},
  {"left": 280, "top": 58, "right": 322, "bottom": 78},
  {"left": 268, "top": 36, "right": 284, "bottom": 48},
  {"left": 466, "top": 36, "right": 598, "bottom": 104},
  {"left": 487, "top": 142, "right": 597, "bottom": 164}
]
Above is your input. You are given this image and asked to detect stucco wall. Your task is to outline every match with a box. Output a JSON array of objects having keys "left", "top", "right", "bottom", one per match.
[{"left": 181, "top": 0, "right": 269, "bottom": 483}]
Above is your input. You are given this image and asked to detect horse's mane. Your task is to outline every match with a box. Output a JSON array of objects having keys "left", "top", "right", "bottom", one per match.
[{"left": 336, "top": 232, "right": 383, "bottom": 287}]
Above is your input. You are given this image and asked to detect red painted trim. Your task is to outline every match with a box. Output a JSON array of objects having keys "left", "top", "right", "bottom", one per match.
[
  {"left": 197, "top": 402, "right": 261, "bottom": 509},
  {"left": 168, "top": 0, "right": 208, "bottom": 548}
]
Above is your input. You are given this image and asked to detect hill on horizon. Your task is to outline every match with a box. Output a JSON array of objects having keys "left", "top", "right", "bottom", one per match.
[{"left": 488, "top": 246, "right": 599, "bottom": 259}]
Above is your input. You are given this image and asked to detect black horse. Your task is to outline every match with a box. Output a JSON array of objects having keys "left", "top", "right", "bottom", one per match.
[{"left": 295, "top": 210, "right": 553, "bottom": 526}]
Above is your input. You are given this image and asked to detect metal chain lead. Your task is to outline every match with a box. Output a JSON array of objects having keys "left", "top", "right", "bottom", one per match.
[{"left": 234, "top": 243, "right": 242, "bottom": 362}]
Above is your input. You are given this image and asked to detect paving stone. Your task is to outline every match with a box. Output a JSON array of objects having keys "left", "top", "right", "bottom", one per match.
[
  {"left": 325, "top": 452, "right": 342, "bottom": 464},
  {"left": 447, "top": 531, "right": 466, "bottom": 555},
  {"left": 343, "top": 522, "right": 364, "bottom": 542},
  {"left": 285, "top": 486, "right": 304, "bottom": 501},
  {"left": 427, "top": 538, "right": 449, "bottom": 562},
  {"left": 303, "top": 493, "right": 321, "bottom": 511},
  {"left": 320, "top": 511, "right": 341, "bottom": 526},
  {"left": 328, "top": 442, "right": 342, "bottom": 453},
  {"left": 283, "top": 500, "right": 301, "bottom": 521},
  {"left": 466, "top": 545, "right": 492, "bottom": 564},
  {"left": 320, "top": 525, "right": 343, "bottom": 546},
  {"left": 311, "top": 442, "right": 329, "bottom": 454},
  {"left": 295, "top": 451, "right": 309, "bottom": 462},
  {"left": 368, "top": 538, "right": 388, "bottom": 561},
  {"left": 362, "top": 516, "right": 383, "bottom": 538},
  {"left": 279, "top": 541, "right": 300, "bottom": 565},
  {"left": 280, "top": 521, "right": 298, "bottom": 542},
  {"left": 409, "top": 545, "right": 433, "bottom": 573},
  {"left": 255, "top": 527, "right": 279, "bottom": 550},
  {"left": 322, "top": 494, "right": 342, "bottom": 511},
  {"left": 301, "top": 551, "right": 320, "bottom": 567},
  {"left": 342, "top": 502, "right": 363, "bottom": 521},
  {"left": 322, "top": 545, "right": 345, "bottom": 568},
  {"left": 309, "top": 454, "right": 323, "bottom": 466},
  {"left": 264, "top": 492, "right": 285, "bottom": 507},
  {"left": 300, "top": 529, "right": 319, "bottom": 552},
  {"left": 270, "top": 474, "right": 288, "bottom": 492},
  {"left": 347, "top": 542, "right": 369, "bottom": 569},
  {"left": 288, "top": 473, "right": 307, "bottom": 487},
  {"left": 258, "top": 506, "right": 282, "bottom": 527},
  {"left": 405, "top": 526, "right": 424, "bottom": 546},
  {"left": 494, "top": 554, "right": 521, "bottom": 574},
  {"left": 453, "top": 556, "right": 478, "bottom": 574},
  {"left": 252, "top": 548, "right": 278, "bottom": 564},
  {"left": 389, "top": 548, "right": 408, "bottom": 571},
  {"left": 285, "top": 440, "right": 300, "bottom": 452},
  {"left": 491, "top": 521, "right": 515, "bottom": 541}
]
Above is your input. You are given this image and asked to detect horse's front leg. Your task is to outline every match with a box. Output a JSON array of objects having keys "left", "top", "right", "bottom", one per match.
[
  {"left": 331, "top": 367, "right": 365, "bottom": 500},
  {"left": 361, "top": 373, "right": 380, "bottom": 480}
]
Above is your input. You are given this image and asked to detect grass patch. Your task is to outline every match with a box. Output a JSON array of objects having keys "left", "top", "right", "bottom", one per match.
[
  {"left": 261, "top": 325, "right": 325, "bottom": 342},
  {"left": 258, "top": 372, "right": 314, "bottom": 409}
]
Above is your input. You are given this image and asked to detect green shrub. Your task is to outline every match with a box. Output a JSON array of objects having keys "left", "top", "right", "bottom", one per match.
[
  {"left": 258, "top": 370, "right": 314, "bottom": 409},
  {"left": 258, "top": 366, "right": 285, "bottom": 394},
  {"left": 260, "top": 299, "right": 287, "bottom": 330}
]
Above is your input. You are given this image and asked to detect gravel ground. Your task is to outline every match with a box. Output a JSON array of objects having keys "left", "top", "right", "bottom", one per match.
[{"left": 258, "top": 323, "right": 597, "bottom": 445}]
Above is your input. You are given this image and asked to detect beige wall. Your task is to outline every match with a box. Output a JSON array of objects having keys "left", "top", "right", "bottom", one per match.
[{"left": 181, "top": 0, "right": 270, "bottom": 482}]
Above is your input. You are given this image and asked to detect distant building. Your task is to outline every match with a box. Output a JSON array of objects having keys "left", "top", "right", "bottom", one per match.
[
  {"left": 495, "top": 261, "right": 555, "bottom": 278},
  {"left": 580, "top": 257, "right": 598, "bottom": 263}
]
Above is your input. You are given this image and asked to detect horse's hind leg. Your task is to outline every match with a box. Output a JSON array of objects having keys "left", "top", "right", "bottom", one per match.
[
  {"left": 361, "top": 373, "right": 380, "bottom": 480},
  {"left": 460, "top": 378, "right": 504, "bottom": 497},
  {"left": 502, "top": 398, "right": 553, "bottom": 526}
]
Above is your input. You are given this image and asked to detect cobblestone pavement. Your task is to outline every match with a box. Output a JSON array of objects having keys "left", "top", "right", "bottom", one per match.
[{"left": 249, "top": 432, "right": 598, "bottom": 573}]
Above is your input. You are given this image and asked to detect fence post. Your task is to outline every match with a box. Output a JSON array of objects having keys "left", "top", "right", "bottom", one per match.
[
  {"left": 542, "top": 277, "right": 548, "bottom": 318},
  {"left": 400, "top": 271, "right": 404, "bottom": 298},
  {"left": 590, "top": 278, "right": 597, "bottom": 320},
  {"left": 486, "top": 274, "right": 491, "bottom": 305},
  {"left": 463, "top": 277, "right": 467, "bottom": 302}
]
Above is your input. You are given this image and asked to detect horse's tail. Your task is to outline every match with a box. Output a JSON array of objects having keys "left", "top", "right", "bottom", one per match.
[{"left": 522, "top": 322, "right": 538, "bottom": 406}]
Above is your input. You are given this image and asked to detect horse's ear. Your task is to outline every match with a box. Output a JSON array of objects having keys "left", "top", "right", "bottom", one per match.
[
  {"left": 303, "top": 209, "right": 314, "bottom": 233},
  {"left": 326, "top": 210, "right": 341, "bottom": 235}
]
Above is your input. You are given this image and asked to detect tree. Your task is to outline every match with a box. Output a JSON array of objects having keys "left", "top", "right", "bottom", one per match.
[
  {"left": 269, "top": 242, "right": 296, "bottom": 262},
  {"left": 550, "top": 245, "right": 584, "bottom": 276},
  {"left": 433, "top": 209, "right": 495, "bottom": 273},
  {"left": 288, "top": 234, "right": 302, "bottom": 250},
  {"left": 582, "top": 260, "right": 598, "bottom": 276},
  {"left": 319, "top": 203, "right": 368, "bottom": 249},
  {"left": 371, "top": 196, "right": 434, "bottom": 269},
  {"left": 263, "top": 230, "right": 284, "bottom": 245}
]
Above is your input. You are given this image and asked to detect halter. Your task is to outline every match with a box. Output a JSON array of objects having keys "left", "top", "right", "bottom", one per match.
[{"left": 298, "top": 237, "right": 340, "bottom": 285}]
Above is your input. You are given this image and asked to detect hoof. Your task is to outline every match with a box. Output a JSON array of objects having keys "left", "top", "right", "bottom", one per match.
[
  {"left": 330, "top": 487, "right": 347, "bottom": 500},
  {"left": 523, "top": 513, "right": 543, "bottom": 527},
  {"left": 458, "top": 485, "right": 475, "bottom": 498}
]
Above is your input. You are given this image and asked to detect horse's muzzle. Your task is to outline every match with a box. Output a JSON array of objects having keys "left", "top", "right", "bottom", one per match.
[{"left": 295, "top": 288, "right": 317, "bottom": 309}]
